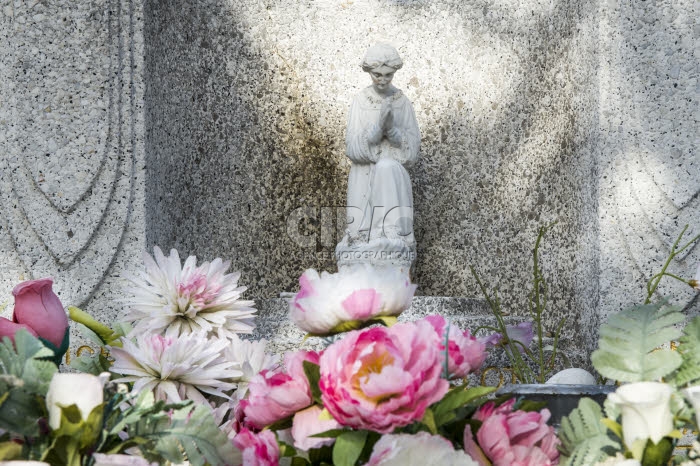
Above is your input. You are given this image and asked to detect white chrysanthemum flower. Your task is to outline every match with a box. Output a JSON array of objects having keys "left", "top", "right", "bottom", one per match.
[
  {"left": 110, "top": 332, "right": 241, "bottom": 404},
  {"left": 123, "top": 247, "right": 256, "bottom": 339},
  {"left": 225, "top": 334, "right": 280, "bottom": 400}
]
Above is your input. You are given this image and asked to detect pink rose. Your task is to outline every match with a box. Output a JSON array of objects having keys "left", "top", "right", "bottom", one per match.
[
  {"left": 424, "top": 315, "right": 486, "bottom": 378},
  {"left": 319, "top": 321, "right": 449, "bottom": 433},
  {"left": 291, "top": 405, "right": 341, "bottom": 451},
  {"left": 467, "top": 399, "right": 560, "bottom": 466},
  {"left": 241, "top": 350, "right": 318, "bottom": 429},
  {"left": 0, "top": 278, "right": 68, "bottom": 348},
  {"left": 233, "top": 428, "right": 279, "bottom": 466}
]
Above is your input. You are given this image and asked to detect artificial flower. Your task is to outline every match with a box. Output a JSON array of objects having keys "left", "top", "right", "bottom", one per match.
[
  {"left": 122, "top": 247, "right": 256, "bottom": 339},
  {"left": 690, "top": 263, "right": 700, "bottom": 290},
  {"left": 319, "top": 320, "right": 448, "bottom": 433},
  {"left": 424, "top": 315, "right": 486, "bottom": 378},
  {"left": 593, "top": 454, "right": 641, "bottom": 466},
  {"left": 367, "top": 432, "right": 478, "bottom": 466},
  {"left": 291, "top": 405, "right": 341, "bottom": 451},
  {"left": 110, "top": 332, "right": 240, "bottom": 404},
  {"left": 0, "top": 278, "right": 68, "bottom": 348},
  {"left": 91, "top": 453, "right": 156, "bottom": 466},
  {"left": 290, "top": 265, "right": 416, "bottom": 334},
  {"left": 240, "top": 350, "right": 318, "bottom": 429},
  {"left": 224, "top": 334, "right": 280, "bottom": 401},
  {"left": 608, "top": 381, "right": 674, "bottom": 446},
  {"left": 232, "top": 428, "right": 279, "bottom": 466},
  {"left": 46, "top": 372, "right": 108, "bottom": 430},
  {"left": 479, "top": 322, "right": 534, "bottom": 354},
  {"left": 469, "top": 398, "right": 559, "bottom": 466},
  {"left": 684, "top": 385, "right": 700, "bottom": 428}
]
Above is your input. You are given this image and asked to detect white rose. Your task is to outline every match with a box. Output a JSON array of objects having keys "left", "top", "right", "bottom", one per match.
[
  {"left": 683, "top": 385, "right": 700, "bottom": 427},
  {"left": 608, "top": 381, "right": 674, "bottom": 446},
  {"left": 45, "top": 372, "right": 109, "bottom": 430},
  {"left": 92, "top": 453, "right": 157, "bottom": 466}
]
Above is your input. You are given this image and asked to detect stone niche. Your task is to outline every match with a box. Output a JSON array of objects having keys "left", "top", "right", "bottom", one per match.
[
  {"left": 1, "top": 0, "right": 697, "bottom": 364},
  {"left": 144, "top": 0, "right": 600, "bottom": 357}
]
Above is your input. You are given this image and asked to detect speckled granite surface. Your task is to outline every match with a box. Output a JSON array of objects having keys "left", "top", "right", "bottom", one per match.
[
  {"left": 144, "top": 0, "right": 600, "bottom": 354},
  {"left": 0, "top": 0, "right": 145, "bottom": 351},
  {"left": 597, "top": 0, "right": 699, "bottom": 321}
]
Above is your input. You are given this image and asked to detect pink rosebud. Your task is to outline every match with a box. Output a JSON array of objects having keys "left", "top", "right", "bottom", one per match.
[
  {"left": 241, "top": 350, "right": 318, "bottom": 430},
  {"left": 291, "top": 405, "right": 341, "bottom": 451},
  {"left": 233, "top": 428, "right": 279, "bottom": 466},
  {"left": 319, "top": 320, "right": 448, "bottom": 433},
  {"left": 469, "top": 399, "right": 560, "bottom": 466},
  {"left": 424, "top": 315, "right": 486, "bottom": 378},
  {"left": 0, "top": 318, "right": 39, "bottom": 342},
  {"left": 5, "top": 278, "right": 68, "bottom": 347}
]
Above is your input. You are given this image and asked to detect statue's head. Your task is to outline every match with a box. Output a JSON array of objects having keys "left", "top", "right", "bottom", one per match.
[
  {"left": 361, "top": 43, "right": 403, "bottom": 72},
  {"left": 361, "top": 43, "right": 403, "bottom": 94}
]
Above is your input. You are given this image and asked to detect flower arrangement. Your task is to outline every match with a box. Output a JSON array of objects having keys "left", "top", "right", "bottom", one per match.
[
  {"left": 0, "top": 247, "right": 563, "bottom": 465},
  {"left": 559, "top": 226, "right": 700, "bottom": 466}
]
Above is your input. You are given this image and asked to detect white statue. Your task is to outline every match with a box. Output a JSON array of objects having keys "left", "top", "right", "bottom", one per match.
[{"left": 336, "top": 43, "right": 420, "bottom": 271}]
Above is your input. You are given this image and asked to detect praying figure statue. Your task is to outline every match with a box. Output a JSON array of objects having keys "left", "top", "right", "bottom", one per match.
[{"left": 335, "top": 43, "right": 420, "bottom": 271}]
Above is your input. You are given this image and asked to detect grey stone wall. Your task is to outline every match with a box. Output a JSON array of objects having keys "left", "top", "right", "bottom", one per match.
[
  {"left": 144, "top": 0, "right": 600, "bottom": 347},
  {"left": 598, "top": 0, "right": 699, "bottom": 320},
  {"left": 0, "top": 0, "right": 145, "bottom": 342}
]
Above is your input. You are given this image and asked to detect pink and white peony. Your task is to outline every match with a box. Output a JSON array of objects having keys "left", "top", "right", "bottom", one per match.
[
  {"left": 318, "top": 320, "right": 448, "bottom": 433},
  {"left": 424, "top": 315, "right": 486, "bottom": 378},
  {"left": 367, "top": 432, "right": 478, "bottom": 466},
  {"left": 240, "top": 350, "right": 318, "bottom": 429},
  {"left": 110, "top": 332, "right": 240, "bottom": 404},
  {"left": 467, "top": 398, "right": 560, "bottom": 466},
  {"left": 233, "top": 428, "right": 279, "bottom": 466},
  {"left": 122, "top": 247, "right": 256, "bottom": 339},
  {"left": 290, "top": 265, "right": 417, "bottom": 334},
  {"left": 291, "top": 405, "right": 341, "bottom": 451}
]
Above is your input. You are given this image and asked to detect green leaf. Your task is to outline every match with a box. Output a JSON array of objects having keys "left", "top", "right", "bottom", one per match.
[
  {"left": 433, "top": 386, "right": 495, "bottom": 426},
  {"left": 591, "top": 302, "right": 683, "bottom": 382},
  {"left": 117, "top": 397, "right": 240, "bottom": 466},
  {"left": 641, "top": 437, "right": 674, "bottom": 466},
  {"left": 668, "top": 315, "right": 700, "bottom": 387},
  {"left": 68, "top": 306, "right": 122, "bottom": 347},
  {"left": 303, "top": 361, "right": 323, "bottom": 404},
  {"left": 0, "top": 441, "right": 22, "bottom": 460},
  {"left": 69, "top": 352, "right": 112, "bottom": 375},
  {"left": 421, "top": 408, "right": 437, "bottom": 434},
  {"left": 333, "top": 430, "right": 368, "bottom": 466},
  {"left": 559, "top": 398, "right": 621, "bottom": 466}
]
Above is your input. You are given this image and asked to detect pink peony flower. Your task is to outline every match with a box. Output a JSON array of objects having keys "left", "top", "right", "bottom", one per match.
[
  {"left": 367, "top": 432, "right": 478, "bottom": 466},
  {"left": 233, "top": 428, "right": 279, "bottom": 466},
  {"left": 0, "top": 278, "right": 68, "bottom": 348},
  {"left": 319, "top": 320, "right": 448, "bottom": 433},
  {"left": 241, "top": 350, "right": 318, "bottom": 429},
  {"left": 424, "top": 315, "right": 486, "bottom": 378},
  {"left": 290, "top": 265, "right": 417, "bottom": 334},
  {"left": 467, "top": 399, "right": 560, "bottom": 466},
  {"left": 291, "top": 405, "right": 341, "bottom": 451}
]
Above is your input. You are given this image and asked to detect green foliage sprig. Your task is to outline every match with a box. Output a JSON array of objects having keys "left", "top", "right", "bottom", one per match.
[{"left": 471, "top": 222, "right": 566, "bottom": 383}]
